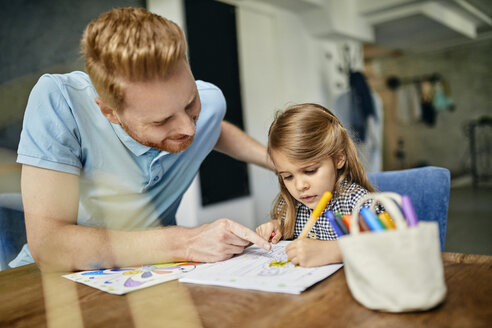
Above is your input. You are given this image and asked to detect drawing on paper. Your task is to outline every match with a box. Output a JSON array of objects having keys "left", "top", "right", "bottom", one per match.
[
  {"left": 179, "top": 241, "right": 343, "bottom": 294},
  {"left": 269, "top": 260, "right": 290, "bottom": 267},
  {"left": 63, "top": 261, "right": 200, "bottom": 295}
]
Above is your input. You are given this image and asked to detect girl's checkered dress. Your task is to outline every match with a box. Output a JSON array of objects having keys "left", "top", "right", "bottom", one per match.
[{"left": 291, "top": 180, "right": 370, "bottom": 240}]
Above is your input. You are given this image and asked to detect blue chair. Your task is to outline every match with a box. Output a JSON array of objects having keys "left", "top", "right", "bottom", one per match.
[
  {"left": 0, "top": 193, "right": 26, "bottom": 270},
  {"left": 368, "top": 166, "right": 450, "bottom": 250}
]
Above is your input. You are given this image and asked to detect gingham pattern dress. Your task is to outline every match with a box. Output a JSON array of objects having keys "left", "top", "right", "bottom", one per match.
[{"left": 292, "top": 180, "right": 369, "bottom": 240}]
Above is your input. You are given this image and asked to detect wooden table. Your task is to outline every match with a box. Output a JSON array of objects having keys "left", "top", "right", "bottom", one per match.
[{"left": 1, "top": 253, "right": 491, "bottom": 327}]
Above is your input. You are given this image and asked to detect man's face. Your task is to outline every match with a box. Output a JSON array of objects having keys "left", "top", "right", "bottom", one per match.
[{"left": 105, "top": 60, "right": 201, "bottom": 153}]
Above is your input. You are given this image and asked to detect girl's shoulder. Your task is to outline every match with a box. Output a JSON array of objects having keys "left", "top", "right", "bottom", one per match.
[
  {"left": 340, "top": 181, "right": 368, "bottom": 198},
  {"left": 334, "top": 181, "right": 385, "bottom": 214},
  {"left": 331, "top": 181, "right": 369, "bottom": 214}
]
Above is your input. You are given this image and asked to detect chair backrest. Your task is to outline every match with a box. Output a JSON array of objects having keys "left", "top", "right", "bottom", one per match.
[
  {"left": 367, "top": 166, "right": 450, "bottom": 250},
  {"left": 0, "top": 193, "right": 26, "bottom": 270}
]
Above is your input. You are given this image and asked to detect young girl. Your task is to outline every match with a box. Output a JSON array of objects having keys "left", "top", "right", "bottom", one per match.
[{"left": 256, "top": 103, "right": 375, "bottom": 267}]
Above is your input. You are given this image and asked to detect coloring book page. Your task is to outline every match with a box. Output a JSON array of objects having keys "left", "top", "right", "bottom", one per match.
[
  {"left": 63, "top": 261, "right": 200, "bottom": 295},
  {"left": 179, "top": 241, "right": 343, "bottom": 294}
]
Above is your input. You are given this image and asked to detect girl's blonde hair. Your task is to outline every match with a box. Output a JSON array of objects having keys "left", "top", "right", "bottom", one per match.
[
  {"left": 268, "top": 103, "right": 375, "bottom": 238},
  {"left": 81, "top": 7, "right": 187, "bottom": 111}
]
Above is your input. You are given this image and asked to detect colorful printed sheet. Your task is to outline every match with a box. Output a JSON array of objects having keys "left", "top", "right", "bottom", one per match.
[{"left": 63, "top": 262, "right": 200, "bottom": 295}]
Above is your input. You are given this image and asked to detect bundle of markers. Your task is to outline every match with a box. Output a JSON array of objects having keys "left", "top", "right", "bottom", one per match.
[
  {"left": 326, "top": 195, "right": 418, "bottom": 238},
  {"left": 337, "top": 192, "right": 446, "bottom": 312}
]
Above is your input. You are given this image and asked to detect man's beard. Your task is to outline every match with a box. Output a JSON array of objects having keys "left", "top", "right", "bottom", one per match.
[{"left": 120, "top": 121, "right": 194, "bottom": 153}]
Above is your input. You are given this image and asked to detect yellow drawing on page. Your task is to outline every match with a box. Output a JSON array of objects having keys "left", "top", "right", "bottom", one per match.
[{"left": 269, "top": 260, "right": 290, "bottom": 267}]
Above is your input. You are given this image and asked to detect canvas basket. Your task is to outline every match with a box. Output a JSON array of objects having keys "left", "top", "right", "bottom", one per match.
[{"left": 338, "top": 192, "right": 447, "bottom": 312}]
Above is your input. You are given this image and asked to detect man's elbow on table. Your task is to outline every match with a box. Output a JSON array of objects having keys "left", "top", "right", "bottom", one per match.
[
  {"left": 26, "top": 228, "right": 67, "bottom": 272},
  {"left": 25, "top": 215, "right": 82, "bottom": 272}
]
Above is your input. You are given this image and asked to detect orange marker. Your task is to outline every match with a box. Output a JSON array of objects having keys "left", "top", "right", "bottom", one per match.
[{"left": 342, "top": 214, "right": 352, "bottom": 231}]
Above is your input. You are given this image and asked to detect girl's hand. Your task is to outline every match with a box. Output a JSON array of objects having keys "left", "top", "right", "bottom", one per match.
[
  {"left": 285, "top": 239, "right": 342, "bottom": 267},
  {"left": 256, "top": 220, "right": 282, "bottom": 244}
]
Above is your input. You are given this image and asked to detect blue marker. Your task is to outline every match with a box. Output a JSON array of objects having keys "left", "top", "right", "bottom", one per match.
[
  {"left": 325, "top": 211, "right": 344, "bottom": 237},
  {"left": 401, "top": 195, "right": 419, "bottom": 227},
  {"left": 360, "top": 207, "right": 384, "bottom": 232}
]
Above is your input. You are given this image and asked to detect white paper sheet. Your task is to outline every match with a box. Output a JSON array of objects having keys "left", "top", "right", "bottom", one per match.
[{"left": 179, "top": 241, "right": 343, "bottom": 294}]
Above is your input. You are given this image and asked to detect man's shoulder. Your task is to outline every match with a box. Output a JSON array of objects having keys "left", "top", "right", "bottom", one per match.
[
  {"left": 196, "top": 80, "right": 221, "bottom": 92},
  {"left": 195, "top": 80, "right": 226, "bottom": 118},
  {"left": 196, "top": 80, "right": 225, "bottom": 101},
  {"left": 31, "top": 71, "right": 98, "bottom": 117},
  {"left": 37, "top": 71, "right": 92, "bottom": 91}
]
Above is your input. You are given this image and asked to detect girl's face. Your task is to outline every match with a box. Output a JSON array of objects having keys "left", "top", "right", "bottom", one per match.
[{"left": 271, "top": 150, "right": 346, "bottom": 210}]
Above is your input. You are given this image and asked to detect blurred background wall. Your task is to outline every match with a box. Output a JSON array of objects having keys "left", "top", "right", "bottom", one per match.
[{"left": 0, "top": 0, "right": 146, "bottom": 194}]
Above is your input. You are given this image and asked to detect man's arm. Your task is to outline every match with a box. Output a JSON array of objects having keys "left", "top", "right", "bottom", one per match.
[
  {"left": 22, "top": 165, "right": 270, "bottom": 272},
  {"left": 214, "top": 121, "right": 275, "bottom": 170}
]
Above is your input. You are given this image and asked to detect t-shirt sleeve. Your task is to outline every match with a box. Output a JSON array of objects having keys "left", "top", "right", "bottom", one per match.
[{"left": 17, "top": 74, "right": 82, "bottom": 175}]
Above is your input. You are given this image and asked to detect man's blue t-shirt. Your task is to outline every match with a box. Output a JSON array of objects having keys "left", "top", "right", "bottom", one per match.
[{"left": 17, "top": 71, "right": 226, "bottom": 230}]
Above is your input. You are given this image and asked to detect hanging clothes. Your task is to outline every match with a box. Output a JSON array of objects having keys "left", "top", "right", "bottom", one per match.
[
  {"left": 420, "top": 80, "right": 437, "bottom": 127},
  {"left": 349, "top": 71, "right": 377, "bottom": 142},
  {"left": 334, "top": 91, "right": 383, "bottom": 173},
  {"left": 395, "top": 83, "right": 421, "bottom": 125},
  {"left": 388, "top": 73, "right": 454, "bottom": 128},
  {"left": 421, "top": 101, "right": 437, "bottom": 127},
  {"left": 433, "top": 80, "right": 454, "bottom": 111}
]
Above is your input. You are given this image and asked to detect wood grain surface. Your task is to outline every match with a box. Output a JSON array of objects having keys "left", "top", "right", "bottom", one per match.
[{"left": 1, "top": 252, "right": 490, "bottom": 328}]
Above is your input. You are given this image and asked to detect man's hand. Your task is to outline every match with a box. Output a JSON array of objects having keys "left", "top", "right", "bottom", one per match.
[{"left": 185, "top": 218, "right": 271, "bottom": 262}]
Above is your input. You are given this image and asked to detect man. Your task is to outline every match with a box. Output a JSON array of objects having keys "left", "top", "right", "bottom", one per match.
[{"left": 17, "top": 7, "right": 272, "bottom": 272}]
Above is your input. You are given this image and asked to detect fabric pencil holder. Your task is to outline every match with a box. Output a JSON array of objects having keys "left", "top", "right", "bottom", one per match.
[{"left": 338, "top": 192, "right": 447, "bottom": 312}]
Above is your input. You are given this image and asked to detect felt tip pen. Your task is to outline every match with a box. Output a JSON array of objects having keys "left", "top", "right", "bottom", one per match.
[
  {"left": 401, "top": 195, "right": 419, "bottom": 227},
  {"left": 342, "top": 214, "right": 351, "bottom": 231},
  {"left": 334, "top": 212, "right": 349, "bottom": 235},
  {"left": 377, "top": 217, "right": 388, "bottom": 230},
  {"left": 358, "top": 215, "right": 370, "bottom": 232},
  {"left": 298, "top": 191, "right": 333, "bottom": 239},
  {"left": 378, "top": 212, "right": 396, "bottom": 229},
  {"left": 326, "top": 211, "right": 344, "bottom": 237},
  {"left": 360, "top": 207, "right": 384, "bottom": 232}
]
